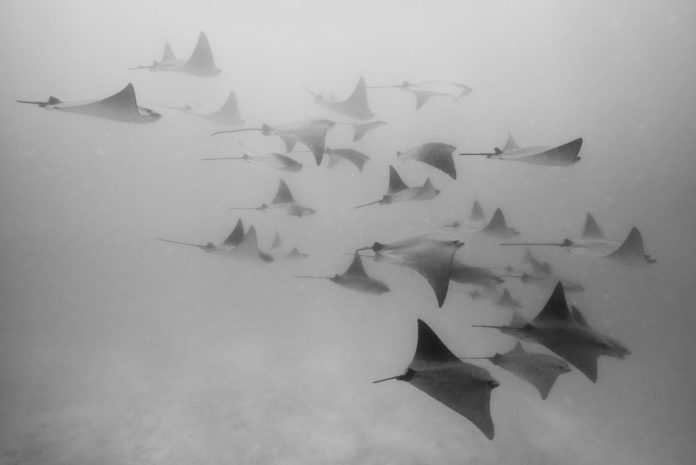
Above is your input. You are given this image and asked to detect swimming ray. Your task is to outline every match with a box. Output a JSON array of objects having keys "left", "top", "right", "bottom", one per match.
[
  {"left": 357, "top": 235, "right": 463, "bottom": 307},
  {"left": 222, "top": 218, "right": 246, "bottom": 247},
  {"left": 295, "top": 252, "right": 390, "bottom": 294},
  {"left": 306, "top": 77, "right": 374, "bottom": 120},
  {"left": 354, "top": 166, "right": 441, "bottom": 208},
  {"left": 397, "top": 142, "right": 457, "bottom": 179},
  {"left": 168, "top": 91, "right": 243, "bottom": 125},
  {"left": 459, "top": 135, "right": 582, "bottom": 166},
  {"left": 367, "top": 80, "right": 473, "bottom": 109},
  {"left": 230, "top": 179, "right": 315, "bottom": 217},
  {"left": 473, "top": 282, "right": 630, "bottom": 382},
  {"left": 450, "top": 259, "right": 504, "bottom": 288},
  {"left": 285, "top": 247, "right": 310, "bottom": 260},
  {"left": 500, "top": 227, "right": 655, "bottom": 265},
  {"left": 203, "top": 143, "right": 303, "bottom": 173},
  {"left": 516, "top": 250, "right": 585, "bottom": 293},
  {"left": 325, "top": 148, "right": 370, "bottom": 172},
  {"left": 461, "top": 342, "right": 571, "bottom": 400},
  {"left": 471, "top": 200, "right": 486, "bottom": 221},
  {"left": 480, "top": 208, "right": 519, "bottom": 238},
  {"left": 212, "top": 119, "right": 335, "bottom": 165},
  {"left": 374, "top": 319, "right": 498, "bottom": 439},
  {"left": 230, "top": 226, "right": 273, "bottom": 262},
  {"left": 131, "top": 31, "right": 220, "bottom": 76},
  {"left": 18, "top": 83, "right": 161, "bottom": 124}
]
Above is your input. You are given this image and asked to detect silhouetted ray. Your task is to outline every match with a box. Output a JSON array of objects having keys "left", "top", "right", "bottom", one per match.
[
  {"left": 131, "top": 31, "right": 220, "bottom": 76},
  {"left": 516, "top": 249, "right": 585, "bottom": 293},
  {"left": 473, "top": 282, "right": 630, "bottom": 382},
  {"left": 229, "top": 179, "right": 315, "bottom": 217},
  {"left": 500, "top": 227, "right": 655, "bottom": 265},
  {"left": 354, "top": 166, "right": 440, "bottom": 208},
  {"left": 156, "top": 219, "right": 272, "bottom": 262},
  {"left": 374, "top": 320, "right": 498, "bottom": 439},
  {"left": 581, "top": 213, "right": 604, "bottom": 239},
  {"left": 306, "top": 77, "right": 374, "bottom": 120},
  {"left": 203, "top": 143, "right": 302, "bottom": 172},
  {"left": 480, "top": 209, "right": 519, "bottom": 238},
  {"left": 212, "top": 119, "right": 335, "bottom": 165},
  {"left": 285, "top": 247, "right": 309, "bottom": 260},
  {"left": 295, "top": 252, "right": 390, "bottom": 294},
  {"left": 357, "top": 235, "right": 463, "bottom": 307},
  {"left": 165, "top": 91, "right": 244, "bottom": 126},
  {"left": 462, "top": 342, "right": 570, "bottom": 400},
  {"left": 351, "top": 120, "right": 387, "bottom": 141},
  {"left": 460, "top": 135, "right": 582, "bottom": 166},
  {"left": 397, "top": 142, "right": 457, "bottom": 179},
  {"left": 325, "top": 148, "right": 370, "bottom": 172},
  {"left": 18, "top": 83, "right": 161, "bottom": 123},
  {"left": 450, "top": 259, "right": 504, "bottom": 288},
  {"left": 268, "top": 233, "right": 309, "bottom": 260},
  {"left": 367, "top": 80, "right": 472, "bottom": 109}
]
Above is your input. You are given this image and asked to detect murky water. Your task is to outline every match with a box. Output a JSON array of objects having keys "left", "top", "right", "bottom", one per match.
[{"left": 1, "top": 1, "right": 695, "bottom": 464}]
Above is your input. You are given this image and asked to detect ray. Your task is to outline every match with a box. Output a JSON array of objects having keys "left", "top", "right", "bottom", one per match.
[
  {"left": 285, "top": 247, "right": 310, "bottom": 260},
  {"left": 375, "top": 319, "right": 498, "bottom": 439},
  {"left": 354, "top": 166, "right": 440, "bottom": 209},
  {"left": 18, "top": 83, "right": 161, "bottom": 123},
  {"left": 203, "top": 143, "right": 303, "bottom": 173},
  {"left": 306, "top": 77, "right": 374, "bottom": 120},
  {"left": 480, "top": 208, "right": 519, "bottom": 238},
  {"left": 367, "top": 80, "right": 473, "bottom": 109},
  {"left": 212, "top": 119, "right": 334, "bottom": 165},
  {"left": 351, "top": 120, "right": 387, "bottom": 141},
  {"left": 459, "top": 135, "right": 582, "bottom": 166},
  {"left": 449, "top": 259, "right": 504, "bottom": 288},
  {"left": 471, "top": 200, "right": 486, "bottom": 221},
  {"left": 603, "top": 227, "right": 656, "bottom": 265},
  {"left": 397, "top": 142, "right": 457, "bottom": 179},
  {"left": 166, "top": 91, "right": 244, "bottom": 126},
  {"left": 462, "top": 343, "right": 571, "bottom": 400},
  {"left": 494, "top": 289, "right": 522, "bottom": 310},
  {"left": 357, "top": 235, "right": 463, "bottom": 307},
  {"left": 230, "top": 179, "right": 315, "bottom": 217},
  {"left": 131, "top": 31, "right": 220, "bottom": 76},
  {"left": 295, "top": 252, "right": 390, "bottom": 294},
  {"left": 473, "top": 282, "right": 630, "bottom": 382},
  {"left": 325, "top": 148, "right": 370, "bottom": 172},
  {"left": 229, "top": 226, "right": 274, "bottom": 262}
]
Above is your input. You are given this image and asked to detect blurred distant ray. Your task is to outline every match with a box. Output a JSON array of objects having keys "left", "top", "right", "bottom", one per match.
[
  {"left": 397, "top": 142, "right": 458, "bottom": 179},
  {"left": 325, "top": 148, "right": 370, "bottom": 172},
  {"left": 156, "top": 219, "right": 273, "bottom": 262},
  {"left": 366, "top": 80, "right": 472, "bottom": 109},
  {"left": 374, "top": 319, "right": 498, "bottom": 439},
  {"left": 229, "top": 179, "right": 316, "bottom": 217},
  {"left": 203, "top": 142, "right": 303, "bottom": 172},
  {"left": 130, "top": 31, "right": 221, "bottom": 76},
  {"left": 212, "top": 119, "right": 335, "bottom": 165},
  {"left": 305, "top": 77, "right": 374, "bottom": 120},
  {"left": 354, "top": 166, "right": 440, "bottom": 208},
  {"left": 501, "top": 227, "right": 656, "bottom": 265},
  {"left": 479, "top": 208, "right": 519, "bottom": 238},
  {"left": 161, "top": 91, "right": 244, "bottom": 126},
  {"left": 511, "top": 249, "right": 585, "bottom": 293},
  {"left": 459, "top": 134, "right": 582, "bottom": 166},
  {"left": 473, "top": 282, "right": 630, "bottom": 382},
  {"left": 17, "top": 83, "right": 161, "bottom": 123},
  {"left": 449, "top": 259, "right": 505, "bottom": 288}
]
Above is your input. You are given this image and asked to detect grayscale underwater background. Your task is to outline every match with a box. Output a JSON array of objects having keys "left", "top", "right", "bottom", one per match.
[{"left": 1, "top": 0, "right": 695, "bottom": 464}]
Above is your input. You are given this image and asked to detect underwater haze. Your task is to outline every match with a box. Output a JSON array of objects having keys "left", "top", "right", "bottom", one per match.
[{"left": 1, "top": 0, "right": 695, "bottom": 464}]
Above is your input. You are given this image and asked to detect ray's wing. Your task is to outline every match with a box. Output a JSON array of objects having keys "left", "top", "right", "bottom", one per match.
[
  {"left": 230, "top": 226, "right": 264, "bottom": 260},
  {"left": 603, "top": 227, "right": 654, "bottom": 264},
  {"left": 410, "top": 91, "right": 435, "bottom": 109},
  {"left": 343, "top": 252, "right": 369, "bottom": 278},
  {"left": 481, "top": 208, "right": 508, "bottom": 233},
  {"left": 207, "top": 91, "right": 244, "bottom": 125},
  {"left": 57, "top": 83, "right": 156, "bottom": 123},
  {"left": 503, "top": 133, "right": 519, "bottom": 152},
  {"left": 353, "top": 121, "right": 386, "bottom": 142},
  {"left": 272, "top": 180, "right": 295, "bottom": 204},
  {"left": 326, "top": 77, "right": 373, "bottom": 120},
  {"left": 183, "top": 31, "right": 219, "bottom": 76},
  {"left": 413, "top": 143, "right": 457, "bottom": 179},
  {"left": 470, "top": 200, "right": 485, "bottom": 221},
  {"left": 531, "top": 282, "right": 576, "bottom": 328},
  {"left": 223, "top": 219, "right": 246, "bottom": 247},
  {"left": 162, "top": 42, "right": 176, "bottom": 62},
  {"left": 525, "top": 138, "right": 583, "bottom": 166},
  {"left": 326, "top": 148, "right": 369, "bottom": 172},
  {"left": 545, "top": 343, "right": 599, "bottom": 382},
  {"left": 581, "top": 213, "right": 604, "bottom": 239},
  {"left": 388, "top": 166, "right": 410, "bottom": 194}
]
